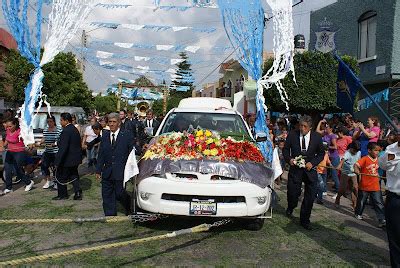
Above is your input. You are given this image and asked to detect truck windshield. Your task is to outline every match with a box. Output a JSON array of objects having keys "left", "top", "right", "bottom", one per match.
[{"left": 160, "top": 112, "right": 251, "bottom": 139}]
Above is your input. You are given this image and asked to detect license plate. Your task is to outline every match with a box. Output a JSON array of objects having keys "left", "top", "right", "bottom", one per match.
[{"left": 189, "top": 200, "right": 217, "bottom": 216}]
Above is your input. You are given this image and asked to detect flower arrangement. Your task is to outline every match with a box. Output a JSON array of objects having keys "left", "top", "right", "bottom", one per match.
[
  {"left": 142, "top": 129, "right": 265, "bottom": 163},
  {"left": 293, "top": 155, "right": 306, "bottom": 168}
]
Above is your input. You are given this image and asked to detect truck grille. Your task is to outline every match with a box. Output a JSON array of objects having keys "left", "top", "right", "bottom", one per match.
[{"left": 161, "top": 194, "right": 245, "bottom": 203}]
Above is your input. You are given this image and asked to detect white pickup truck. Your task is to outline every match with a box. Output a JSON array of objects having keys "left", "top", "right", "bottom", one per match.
[{"left": 134, "top": 97, "right": 275, "bottom": 230}]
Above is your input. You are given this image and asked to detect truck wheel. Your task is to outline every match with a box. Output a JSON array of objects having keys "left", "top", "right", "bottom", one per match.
[{"left": 243, "top": 218, "right": 265, "bottom": 231}]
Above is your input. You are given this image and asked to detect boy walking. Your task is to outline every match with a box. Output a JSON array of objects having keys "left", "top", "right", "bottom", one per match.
[
  {"left": 354, "top": 142, "right": 386, "bottom": 227},
  {"left": 335, "top": 142, "right": 361, "bottom": 209}
]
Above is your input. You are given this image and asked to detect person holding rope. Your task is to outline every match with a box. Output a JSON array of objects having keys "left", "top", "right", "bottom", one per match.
[
  {"left": 335, "top": 141, "right": 361, "bottom": 210},
  {"left": 40, "top": 115, "right": 62, "bottom": 189},
  {"left": 283, "top": 115, "right": 324, "bottom": 230},
  {"left": 53, "top": 113, "right": 83, "bottom": 200},
  {"left": 378, "top": 130, "right": 400, "bottom": 267},
  {"left": 1, "top": 118, "right": 34, "bottom": 194},
  {"left": 354, "top": 142, "right": 386, "bottom": 227}
]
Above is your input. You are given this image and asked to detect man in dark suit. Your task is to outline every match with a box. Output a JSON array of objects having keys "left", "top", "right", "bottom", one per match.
[
  {"left": 119, "top": 110, "right": 135, "bottom": 135},
  {"left": 283, "top": 115, "right": 324, "bottom": 230},
  {"left": 96, "top": 112, "right": 139, "bottom": 216},
  {"left": 143, "top": 110, "right": 160, "bottom": 143},
  {"left": 54, "top": 113, "right": 83, "bottom": 200}
]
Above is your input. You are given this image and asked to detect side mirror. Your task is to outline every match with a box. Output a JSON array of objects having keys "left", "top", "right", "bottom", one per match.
[{"left": 255, "top": 132, "right": 268, "bottom": 142}]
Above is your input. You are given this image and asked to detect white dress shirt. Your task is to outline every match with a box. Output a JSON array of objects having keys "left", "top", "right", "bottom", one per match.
[
  {"left": 299, "top": 131, "right": 311, "bottom": 151},
  {"left": 379, "top": 142, "right": 400, "bottom": 194},
  {"left": 146, "top": 119, "right": 153, "bottom": 128},
  {"left": 110, "top": 128, "right": 120, "bottom": 144}
]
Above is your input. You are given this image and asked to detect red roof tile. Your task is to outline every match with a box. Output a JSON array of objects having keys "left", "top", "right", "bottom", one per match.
[{"left": 0, "top": 28, "right": 17, "bottom": 50}]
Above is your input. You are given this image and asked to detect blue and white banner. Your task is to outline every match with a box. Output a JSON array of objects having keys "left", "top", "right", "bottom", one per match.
[
  {"left": 89, "top": 21, "right": 217, "bottom": 33},
  {"left": 357, "top": 88, "right": 389, "bottom": 111},
  {"left": 89, "top": 40, "right": 231, "bottom": 53}
]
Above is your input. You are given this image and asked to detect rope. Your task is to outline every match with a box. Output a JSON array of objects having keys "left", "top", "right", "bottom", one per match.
[
  {"left": 0, "top": 216, "right": 131, "bottom": 224},
  {"left": 317, "top": 165, "right": 386, "bottom": 179},
  {"left": 0, "top": 223, "right": 214, "bottom": 266}
]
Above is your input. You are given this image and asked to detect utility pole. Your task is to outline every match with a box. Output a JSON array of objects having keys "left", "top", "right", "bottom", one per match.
[
  {"left": 80, "top": 30, "right": 87, "bottom": 72},
  {"left": 163, "top": 85, "right": 168, "bottom": 115},
  {"left": 117, "top": 82, "right": 123, "bottom": 111}
]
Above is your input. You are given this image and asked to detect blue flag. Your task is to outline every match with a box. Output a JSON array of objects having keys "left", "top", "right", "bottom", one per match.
[
  {"left": 131, "top": 89, "right": 138, "bottom": 99},
  {"left": 335, "top": 55, "right": 361, "bottom": 114}
]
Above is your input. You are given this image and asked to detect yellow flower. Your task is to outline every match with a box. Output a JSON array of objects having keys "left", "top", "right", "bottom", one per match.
[
  {"left": 214, "top": 140, "right": 221, "bottom": 146},
  {"left": 203, "top": 149, "right": 211, "bottom": 156},
  {"left": 210, "top": 148, "right": 219, "bottom": 156},
  {"left": 196, "top": 130, "right": 204, "bottom": 137},
  {"left": 143, "top": 150, "right": 155, "bottom": 160},
  {"left": 206, "top": 138, "right": 214, "bottom": 145},
  {"left": 205, "top": 130, "right": 212, "bottom": 137}
]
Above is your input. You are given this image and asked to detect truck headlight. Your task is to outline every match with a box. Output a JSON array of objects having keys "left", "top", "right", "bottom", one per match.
[
  {"left": 140, "top": 192, "right": 151, "bottom": 201},
  {"left": 257, "top": 196, "right": 267, "bottom": 205}
]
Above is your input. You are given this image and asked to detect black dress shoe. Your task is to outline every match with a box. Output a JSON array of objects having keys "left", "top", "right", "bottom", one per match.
[
  {"left": 73, "top": 191, "right": 82, "bottom": 200},
  {"left": 285, "top": 209, "right": 293, "bottom": 217},
  {"left": 301, "top": 223, "right": 312, "bottom": 230},
  {"left": 52, "top": 195, "right": 69, "bottom": 200}
]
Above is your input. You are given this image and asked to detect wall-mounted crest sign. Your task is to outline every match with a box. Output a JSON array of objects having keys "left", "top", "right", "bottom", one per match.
[{"left": 315, "top": 17, "right": 336, "bottom": 53}]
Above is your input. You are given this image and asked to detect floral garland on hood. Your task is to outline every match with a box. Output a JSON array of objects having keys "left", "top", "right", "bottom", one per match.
[{"left": 142, "top": 129, "right": 265, "bottom": 163}]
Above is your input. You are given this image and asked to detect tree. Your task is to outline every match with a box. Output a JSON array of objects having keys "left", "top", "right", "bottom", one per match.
[
  {"left": 167, "top": 52, "right": 194, "bottom": 112},
  {"left": 151, "top": 99, "right": 164, "bottom": 116},
  {"left": 1, "top": 49, "right": 33, "bottom": 103},
  {"left": 93, "top": 93, "right": 118, "bottom": 114},
  {"left": 2, "top": 50, "right": 93, "bottom": 111},
  {"left": 263, "top": 51, "right": 359, "bottom": 114},
  {"left": 41, "top": 52, "right": 93, "bottom": 111}
]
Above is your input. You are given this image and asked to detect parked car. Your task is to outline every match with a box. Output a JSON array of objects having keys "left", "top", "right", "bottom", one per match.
[
  {"left": 31, "top": 106, "right": 86, "bottom": 145},
  {"left": 133, "top": 98, "right": 275, "bottom": 230}
]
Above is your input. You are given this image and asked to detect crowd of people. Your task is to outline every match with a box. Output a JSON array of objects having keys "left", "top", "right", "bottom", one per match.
[
  {"left": 0, "top": 108, "right": 399, "bottom": 266},
  {"left": 261, "top": 113, "right": 399, "bottom": 267},
  {"left": 0, "top": 109, "right": 160, "bottom": 197}
]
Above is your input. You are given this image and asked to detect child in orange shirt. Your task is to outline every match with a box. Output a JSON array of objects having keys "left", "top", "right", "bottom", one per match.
[
  {"left": 354, "top": 142, "right": 386, "bottom": 227},
  {"left": 316, "top": 144, "right": 331, "bottom": 204}
]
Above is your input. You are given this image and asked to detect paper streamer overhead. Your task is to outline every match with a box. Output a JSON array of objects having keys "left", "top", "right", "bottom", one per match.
[
  {"left": 260, "top": 0, "right": 296, "bottom": 111},
  {"left": 89, "top": 40, "right": 226, "bottom": 53},
  {"left": 218, "top": 0, "right": 273, "bottom": 162},
  {"left": 2, "top": 0, "right": 93, "bottom": 144},
  {"left": 89, "top": 21, "right": 217, "bottom": 33}
]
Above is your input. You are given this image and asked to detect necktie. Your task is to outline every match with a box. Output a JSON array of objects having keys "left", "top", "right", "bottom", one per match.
[
  {"left": 111, "top": 133, "right": 115, "bottom": 147},
  {"left": 148, "top": 120, "right": 151, "bottom": 128},
  {"left": 301, "top": 135, "right": 306, "bottom": 152}
]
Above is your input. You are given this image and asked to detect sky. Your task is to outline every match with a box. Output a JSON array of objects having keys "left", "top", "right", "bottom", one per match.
[{"left": 0, "top": 0, "right": 337, "bottom": 94}]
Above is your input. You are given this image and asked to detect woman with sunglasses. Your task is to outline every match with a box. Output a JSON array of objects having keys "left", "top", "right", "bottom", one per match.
[{"left": 40, "top": 115, "right": 62, "bottom": 189}]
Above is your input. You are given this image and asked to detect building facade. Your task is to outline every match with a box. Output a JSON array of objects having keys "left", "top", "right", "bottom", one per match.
[{"left": 309, "top": 0, "right": 400, "bottom": 122}]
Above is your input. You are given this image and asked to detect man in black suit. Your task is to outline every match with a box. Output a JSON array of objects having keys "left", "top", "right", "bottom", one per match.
[
  {"left": 119, "top": 110, "right": 135, "bottom": 135},
  {"left": 283, "top": 115, "right": 324, "bottom": 230},
  {"left": 96, "top": 113, "right": 139, "bottom": 216},
  {"left": 143, "top": 110, "right": 160, "bottom": 142},
  {"left": 54, "top": 113, "right": 83, "bottom": 200}
]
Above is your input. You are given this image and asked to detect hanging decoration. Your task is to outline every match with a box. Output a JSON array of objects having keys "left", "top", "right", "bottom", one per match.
[
  {"left": 2, "top": 0, "right": 93, "bottom": 144},
  {"left": 88, "top": 41, "right": 232, "bottom": 53},
  {"left": 259, "top": 0, "right": 296, "bottom": 111},
  {"left": 89, "top": 50, "right": 207, "bottom": 65},
  {"left": 89, "top": 21, "right": 217, "bottom": 33},
  {"left": 95, "top": 1, "right": 217, "bottom": 10},
  {"left": 217, "top": 0, "right": 273, "bottom": 162}
]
